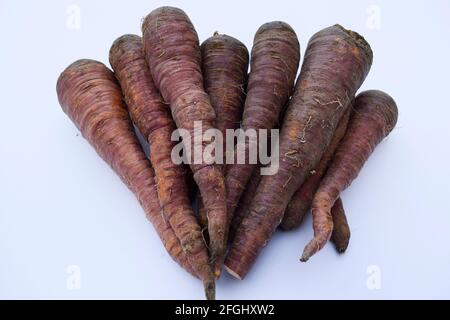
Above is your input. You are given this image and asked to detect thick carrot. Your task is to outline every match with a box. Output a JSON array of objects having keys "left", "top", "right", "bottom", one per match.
[
  {"left": 141, "top": 7, "right": 227, "bottom": 276},
  {"left": 301, "top": 90, "right": 398, "bottom": 261},
  {"left": 330, "top": 197, "right": 350, "bottom": 253},
  {"left": 201, "top": 32, "right": 249, "bottom": 162},
  {"left": 56, "top": 59, "right": 196, "bottom": 279},
  {"left": 108, "top": 35, "right": 215, "bottom": 298},
  {"left": 226, "top": 25, "right": 373, "bottom": 279},
  {"left": 197, "top": 32, "right": 249, "bottom": 270},
  {"left": 280, "top": 106, "right": 352, "bottom": 230},
  {"left": 225, "top": 20, "right": 300, "bottom": 232}
]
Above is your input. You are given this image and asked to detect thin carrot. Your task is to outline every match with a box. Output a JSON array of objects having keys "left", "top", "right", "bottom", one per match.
[
  {"left": 280, "top": 107, "right": 351, "bottom": 230},
  {"left": 301, "top": 90, "right": 398, "bottom": 261}
]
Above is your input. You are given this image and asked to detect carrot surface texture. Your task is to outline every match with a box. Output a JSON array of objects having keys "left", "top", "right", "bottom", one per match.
[
  {"left": 280, "top": 106, "right": 351, "bottom": 230},
  {"left": 330, "top": 197, "right": 350, "bottom": 253},
  {"left": 225, "top": 20, "right": 300, "bottom": 238},
  {"left": 301, "top": 90, "right": 398, "bottom": 261},
  {"left": 141, "top": 7, "right": 227, "bottom": 278},
  {"left": 56, "top": 59, "right": 196, "bottom": 280},
  {"left": 229, "top": 166, "right": 262, "bottom": 242},
  {"left": 201, "top": 32, "right": 249, "bottom": 163},
  {"left": 226, "top": 25, "right": 373, "bottom": 279},
  {"left": 108, "top": 35, "right": 215, "bottom": 299},
  {"left": 196, "top": 32, "right": 249, "bottom": 271}
]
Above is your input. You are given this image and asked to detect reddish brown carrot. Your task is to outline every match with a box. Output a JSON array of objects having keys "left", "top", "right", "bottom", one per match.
[
  {"left": 229, "top": 166, "right": 262, "bottom": 242},
  {"left": 330, "top": 197, "right": 350, "bottom": 253},
  {"left": 229, "top": 96, "right": 285, "bottom": 241},
  {"left": 226, "top": 25, "right": 373, "bottom": 279},
  {"left": 280, "top": 106, "right": 352, "bottom": 230},
  {"left": 109, "top": 35, "right": 214, "bottom": 298},
  {"left": 196, "top": 32, "right": 249, "bottom": 272},
  {"left": 301, "top": 90, "right": 398, "bottom": 261},
  {"left": 225, "top": 20, "right": 300, "bottom": 240},
  {"left": 141, "top": 7, "right": 227, "bottom": 277},
  {"left": 56, "top": 59, "right": 196, "bottom": 279},
  {"left": 201, "top": 32, "right": 249, "bottom": 163}
]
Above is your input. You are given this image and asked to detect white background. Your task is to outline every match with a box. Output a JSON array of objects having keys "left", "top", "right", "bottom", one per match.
[{"left": 1, "top": 0, "right": 450, "bottom": 299}]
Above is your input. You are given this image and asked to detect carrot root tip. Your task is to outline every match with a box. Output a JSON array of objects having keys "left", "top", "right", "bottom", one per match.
[
  {"left": 335, "top": 242, "right": 349, "bottom": 253},
  {"left": 204, "top": 280, "right": 216, "bottom": 300},
  {"left": 299, "top": 254, "right": 310, "bottom": 262}
]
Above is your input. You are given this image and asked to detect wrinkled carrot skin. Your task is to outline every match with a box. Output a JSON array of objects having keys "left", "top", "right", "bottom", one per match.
[
  {"left": 197, "top": 34, "right": 249, "bottom": 220},
  {"left": 280, "top": 106, "right": 351, "bottom": 230},
  {"left": 142, "top": 7, "right": 226, "bottom": 281},
  {"left": 197, "top": 33, "right": 249, "bottom": 273},
  {"left": 56, "top": 59, "right": 196, "bottom": 277},
  {"left": 330, "top": 197, "right": 350, "bottom": 253},
  {"left": 229, "top": 98, "right": 284, "bottom": 241},
  {"left": 226, "top": 25, "right": 373, "bottom": 279},
  {"left": 109, "top": 35, "right": 216, "bottom": 296},
  {"left": 225, "top": 21, "right": 300, "bottom": 227},
  {"left": 229, "top": 166, "right": 262, "bottom": 242},
  {"left": 201, "top": 32, "right": 249, "bottom": 161},
  {"left": 302, "top": 90, "right": 398, "bottom": 261}
]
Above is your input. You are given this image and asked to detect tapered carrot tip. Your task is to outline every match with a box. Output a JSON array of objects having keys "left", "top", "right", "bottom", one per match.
[
  {"left": 300, "top": 239, "right": 321, "bottom": 262},
  {"left": 337, "top": 245, "right": 348, "bottom": 253},
  {"left": 204, "top": 280, "right": 216, "bottom": 300},
  {"left": 210, "top": 238, "right": 226, "bottom": 278},
  {"left": 334, "top": 241, "right": 349, "bottom": 254},
  {"left": 300, "top": 254, "right": 309, "bottom": 263}
]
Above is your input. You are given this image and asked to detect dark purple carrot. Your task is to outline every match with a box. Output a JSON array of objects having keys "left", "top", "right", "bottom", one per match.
[
  {"left": 56, "top": 59, "right": 196, "bottom": 278},
  {"left": 301, "top": 90, "right": 398, "bottom": 261},
  {"left": 141, "top": 7, "right": 227, "bottom": 278},
  {"left": 108, "top": 35, "right": 214, "bottom": 298},
  {"left": 226, "top": 25, "right": 373, "bottom": 279}
]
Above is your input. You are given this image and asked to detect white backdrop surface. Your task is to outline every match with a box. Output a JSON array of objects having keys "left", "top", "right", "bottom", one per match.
[{"left": 1, "top": 0, "right": 449, "bottom": 299}]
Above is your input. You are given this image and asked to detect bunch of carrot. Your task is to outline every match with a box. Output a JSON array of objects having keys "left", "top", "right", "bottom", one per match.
[{"left": 57, "top": 6, "right": 398, "bottom": 299}]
